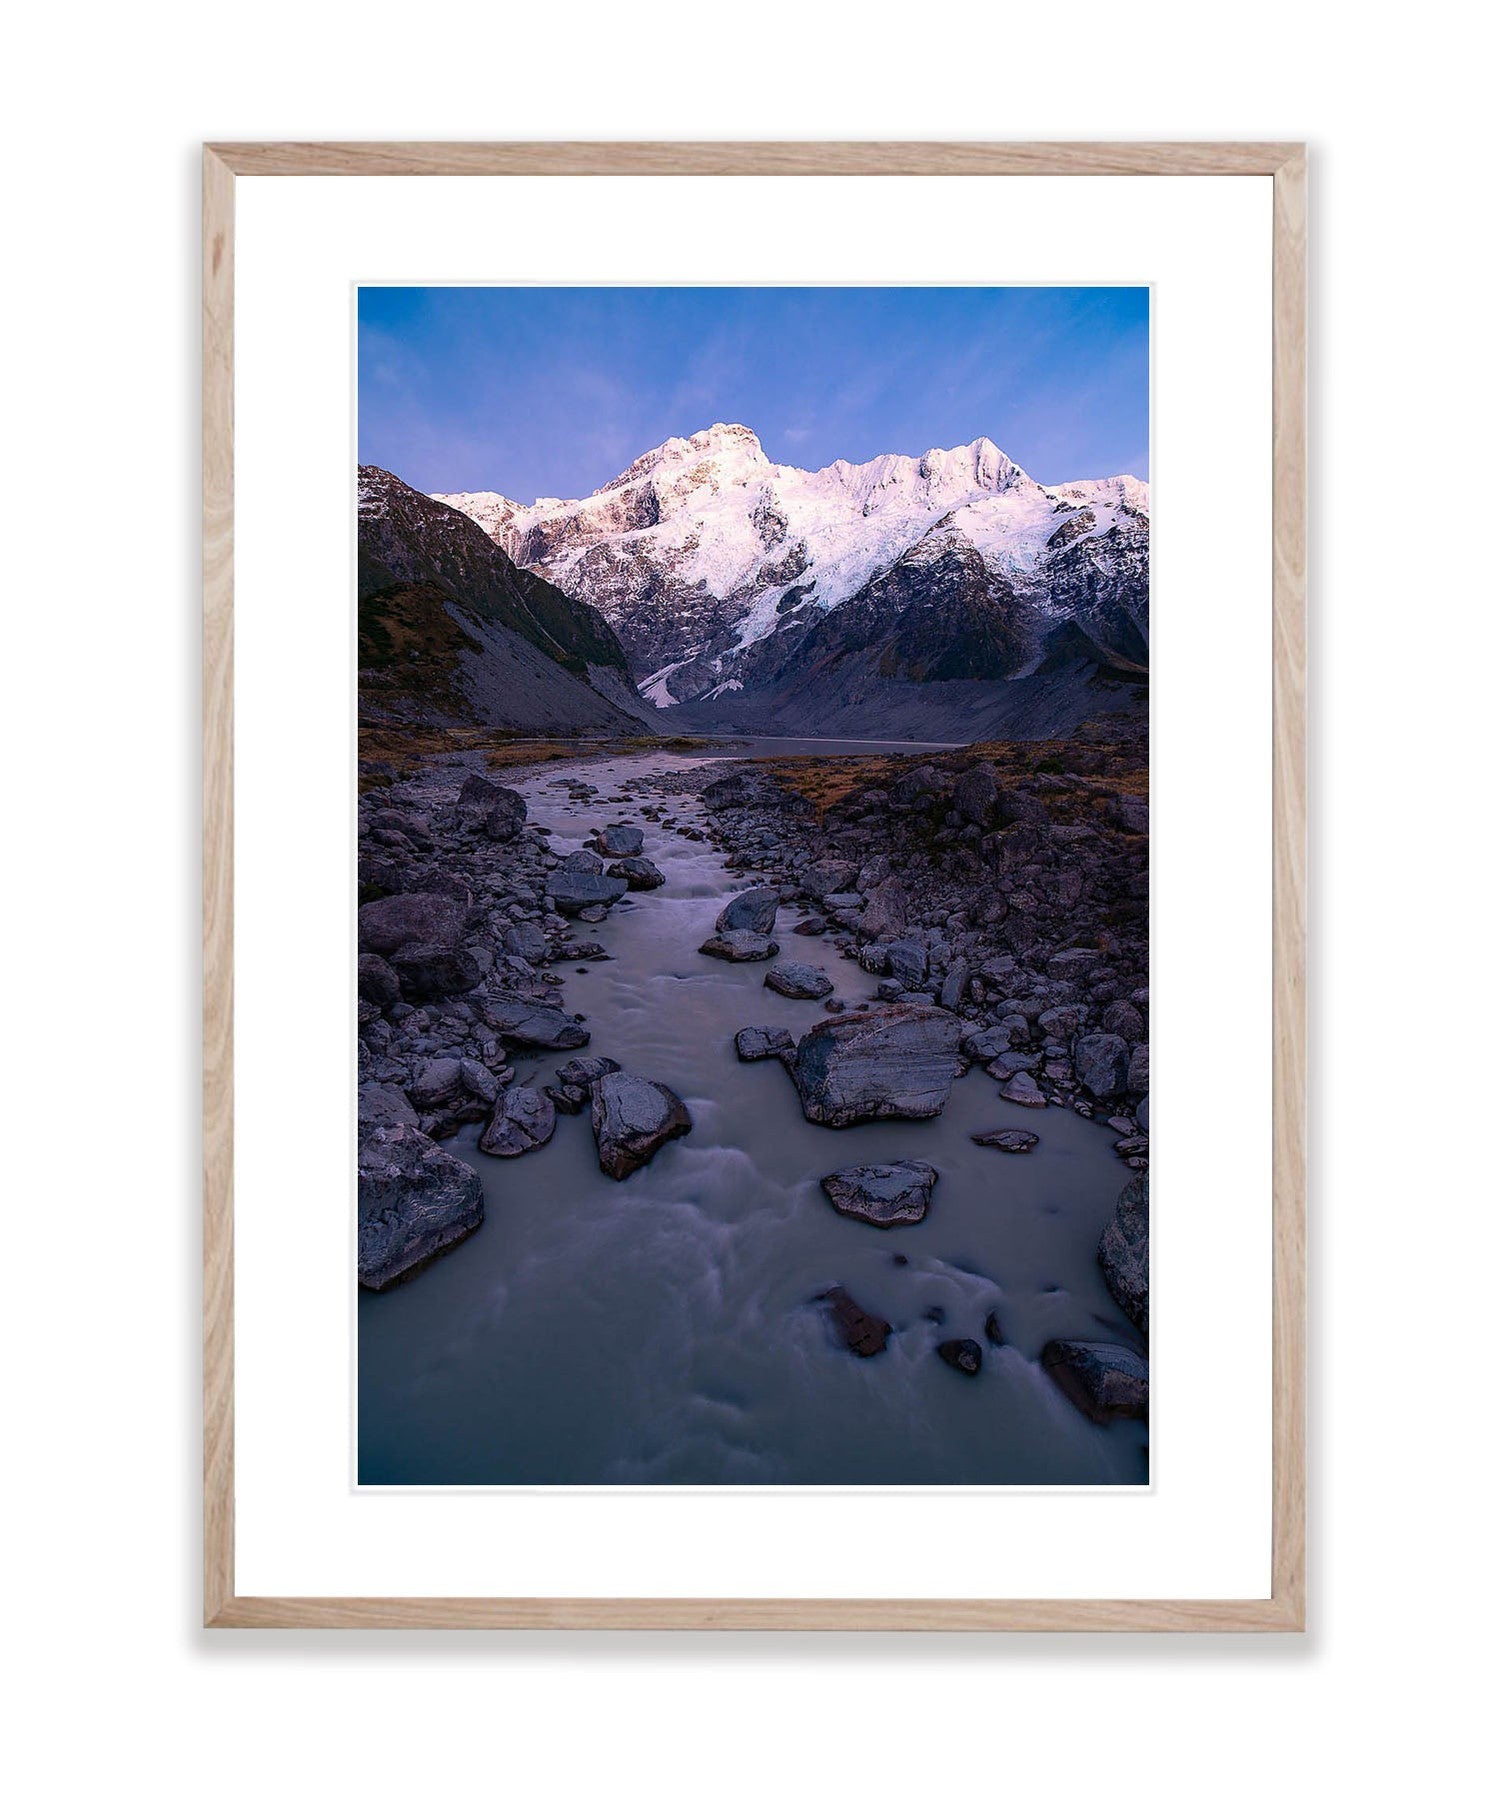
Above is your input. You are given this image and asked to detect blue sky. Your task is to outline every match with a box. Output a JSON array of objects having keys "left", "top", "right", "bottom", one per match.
[{"left": 359, "top": 287, "right": 1149, "bottom": 501}]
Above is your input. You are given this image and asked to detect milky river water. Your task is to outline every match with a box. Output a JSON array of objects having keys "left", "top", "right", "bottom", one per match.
[{"left": 358, "top": 744, "right": 1148, "bottom": 1485}]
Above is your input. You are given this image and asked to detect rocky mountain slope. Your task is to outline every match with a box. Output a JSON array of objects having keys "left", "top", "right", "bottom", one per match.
[
  {"left": 359, "top": 466, "right": 655, "bottom": 734},
  {"left": 434, "top": 425, "right": 1148, "bottom": 739}
]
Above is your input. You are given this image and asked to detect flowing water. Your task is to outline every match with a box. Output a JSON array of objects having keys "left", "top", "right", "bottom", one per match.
[{"left": 358, "top": 744, "right": 1148, "bottom": 1485}]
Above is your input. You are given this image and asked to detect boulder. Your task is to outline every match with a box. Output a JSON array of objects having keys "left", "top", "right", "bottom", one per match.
[
  {"left": 358, "top": 952, "right": 401, "bottom": 1011},
  {"left": 734, "top": 1025, "right": 795, "bottom": 1063},
  {"left": 555, "top": 1054, "right": 621, "bottom": 1089},
  {"left": 358, "top": 1081, "right": 418, "bottom": 1135},
  {"left": 1075, "top": 1032, "right": 1130, "bottom": 1100},
  {"left": 937, "top": 1338, "right": 983, "bottom": 1376},
  {"left": 590, "top": 1073, "right": 692, "bottom": 1179},
  {"left": 1098, "top": 1171, "right": 1149, "bottom": 1336},
  {"left": 561, "top": 849, "right": 604, "bottom": 873},
  {"left": 407, "top": 1058, "right": 466, "bottom": 1110},
  {"left": 478, "top": 1084, "right": 556, "bottom": 1157},
  {"left": 1110, "top": 794, "right": 1149, "bottom": 834},
  {"left": 591, "top": 824, "right": 645, "bottom": 859},
  {"left": 998, "top": 1071, "right": 1047, "bottom": 1108},
  {"left": 699, "top": 930, "right": 780, "bottom": 962},
  {"left": 546, "top": 869, "right": 628, "bottom": 916},
  {"left": 817, "top": 1285, "right": 891, "bottom": 1357},
  {"left": 801, "top": 859, "right": 858, "bottom": 900},
  {"left": 358, "top": 890, "right": 466, "bottom": 956},
  {"left": 1127, "top": 1043, "right": 1150, "bottom": 1095},
  {"left": 1042, "top": 1339, "right": 1149, "bottom": 1423},
  {"left": 953, "top": 762, "right": 1000, "bottom": 827},
  {"left": 859, "top": 878, "right": 909, "bottom": 939},
  {"left": 1047, "top": 947, "right": 1103, "bottom": 982},
  {"left": 389, "top": 940, "right": 483, "bottom": 1000},
  {"left": 613, "top": 856, "right": 666, "bottom": 891},
  {"left": 357, "top": 1125, "right": 484, "bottom": 1291},
  {"left": 971, "top": 1128, "right": 1039, "bottom": 1153},
  {"left": 457, "top": 773, "right": 526, "bottom": 841},
  {"left": 789, "top": 1004, "right": 963, "bottom": 1127},
  {"left": 716, "top": 886, "right": 779, "bottom": 934},
  {"left": 886, "top": 938, "right": 929, "bottom": 988},
  {"left": 502, "top": 921, "right": 551, "bottom": 966},
  {"left": 483, "top": 999, "right": 590, "bottom": 1052},
  {"left": 764, "top": 961, "right": 834, "bottom": 1000},
  {"left": 820, "top": 1159, "right": 937, "bottom": 1228}
]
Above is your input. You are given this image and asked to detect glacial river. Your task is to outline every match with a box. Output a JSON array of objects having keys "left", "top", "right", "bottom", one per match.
[{"left": 358, "top": 743, "right": 1148, "bottom": 1485}]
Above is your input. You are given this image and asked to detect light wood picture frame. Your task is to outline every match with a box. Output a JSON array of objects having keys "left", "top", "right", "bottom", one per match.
[{"left": 203, "top": 140, "right": 1306, "bottom": 1631}]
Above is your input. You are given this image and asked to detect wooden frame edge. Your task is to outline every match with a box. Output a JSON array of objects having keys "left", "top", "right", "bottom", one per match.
[
  {"left": 203, "top": 144, "right": 236, "bottom": 1626},
  {"left": 205, "top": 140, "right": 1301, "bottom": 178},
  {"left": 201, "top": 140, "right": 1307, "bottom": 1632}
]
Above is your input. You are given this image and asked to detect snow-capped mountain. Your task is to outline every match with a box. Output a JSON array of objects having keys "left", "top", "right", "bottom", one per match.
[{"left": 434, "top": 424, "right": 1148, "bottom": 738}]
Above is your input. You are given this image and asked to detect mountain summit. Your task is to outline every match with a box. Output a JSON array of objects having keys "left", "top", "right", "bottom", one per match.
[{"left": 433, "top": 428, "right": 1148, "bottom": 738}]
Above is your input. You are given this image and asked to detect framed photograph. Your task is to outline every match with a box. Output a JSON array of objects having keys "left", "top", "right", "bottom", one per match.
[{"left": 204, "top": 141, "right": 1305, "bottom": 1629}]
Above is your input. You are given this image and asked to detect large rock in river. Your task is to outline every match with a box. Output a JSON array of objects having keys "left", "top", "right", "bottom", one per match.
[
  {"left": 1042, "top": 1339, "right": 1149, "bottom": 1423},
  {"left": 717, "top": 886, "right": 779, "bottom": 934},
  {"left": 590, "top": 824, "right": 645, "bottom": 858},
  {"left": 765, "top": 961, "right": 834, "bottom": 999},
  {"left": 1098, "top": 1170, "right": 1149, "bottom": 1336},
  {"left": 789, "top": 1004, "right": 963, "bottom": 1127},
  {"left": 591, "top": 1072, "right": 692, "bottom": 1179},
  {"left": 699, "top": 929, "right": 779, "bottom": 962},
  {"left": 482, "top": 998, "right": 590, "bottom": 1051},
  {"left": 817, "top": 1285, "right": 891, "bottom": 1357},
  {"left": 478, "top": 1083, "right": 556, "bottom": 1157},
  {"left": 358, "top": 1124, "right": 484, "bottom": 1290},
  {"left": 820, "top": 1159, "right": 937, "bottom": 1227},
  {"left": 546, "top": 868, "right": 628, "bottom": 916}
]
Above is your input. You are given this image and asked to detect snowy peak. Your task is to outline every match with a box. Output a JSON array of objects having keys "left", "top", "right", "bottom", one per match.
[{"left": 431, "top": 427, "right": 1148, "bottom": 710}]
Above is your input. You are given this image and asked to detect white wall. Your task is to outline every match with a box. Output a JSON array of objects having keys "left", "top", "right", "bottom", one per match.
[{"left": 5, "top": 4, "right": 1491, "bottom": 1794}]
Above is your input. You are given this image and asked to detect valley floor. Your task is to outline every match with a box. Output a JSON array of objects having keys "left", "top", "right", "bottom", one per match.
[{"left": 356, "top": 730, "right": 1150, "bottom": 1485}]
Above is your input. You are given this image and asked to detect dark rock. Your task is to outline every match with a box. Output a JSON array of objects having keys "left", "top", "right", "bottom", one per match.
[
  {"left": 1047, "top": 947, "right": 1103, "bottom": 982},
  {"left": 1098, "top": 1170, "right": 1149, "bottom": 1335},
  {"left": 613, "top": 855, "right": 666, "bottom": 891},
  {"left": 478, "top": 1084, "right": 556, "bottom": 1157},
  {"left": 937, "top": 1338, "right": 983, "bottom": 1376},
  {"left": 358, "top": 1125, "right": 484, "bottom": 1290},
  {"left": 953, "top": 761, "right": 1000, "bottom": 827},
  {"left": 1127, "top": 1043, "right": 1150, "bottom": 1095},
  {"left": 820, "top": 1159, "right": 937, "bottom": 1227},
  {"left": 1101, "top": 999, "right": 1146, "bottom": 1041},
  {"left": 699, "top": 930, "right": 780, "bottom": 962},
  {"left": 1074, "top": 1031, "right": 1130, "bottom": 1100},
  {"left": 983, "top": 1310, "right": 1005, "bottom": 1347},
  {"left": 561, "top": 849, "right": 604, "bottom": 873},
  {"left": 764, "top": 961, "right": 834, "bottom": 1000},
  {"left": 590, "top": 1072, "right": 692, "bottom": 1179},
  {"left": 457, "top": 776, "right": 527, "bottom": 842},
  {"left": 407, "top": 1059, "right": 466, "bottom": 1110},
  {"left": 358, "top": 890, "right": 466, "bottom": 956},
  {"left": 859, "top": 878, "right": 908, "bottom": 939},
  {"left": 886, "top": 938, "right": 928, "bottom": 988},
  {"left": 716, "top": 886, "right": 779, "bottom": 934},
  {"left": 502, "top": 922, "right": 551, "bottom": 965},
  {"left": 483, "top": 999, "right": 590, "bottom": 1051},
  {"left": 1042, "top": 1339, "right": 1149, "bottom": 1422},
  {"left": 555, "top": 1054, "right": 621, "bottom": 1088},
  {"left": 998, "top": 1071, "right": 1047, "bottom": 1108},
  {"left": 817, "top": 1285, "right": 892, "bottom": 1357},
  {"left": 358, "top": 952, "right": 401, "bottom": 1011},
  {"left": 971, "top": 1128, "right": 1040, "bottom": 1152},
  {"left": 591, "top": 824, "right": 645, "bottom": 859},
  {"left": 734, "top": 1025, "right": 795, "bottom": 1062},
  {"left": 1110, "top": 794, "right": 1149, "bottom": 834},
  {"left": 801, "top": 859, "right": 858, "bottom": 900},
  {"left": 390, "top": 940, "right": 483, "bottom": 1000},
  {"left": 789, "top": 1004, "right": 963, "bottom": 1127},
  {"left": 358, "top": 1082, "right": 418, "bottom": 1134},
  {"left": 546, "top": 868, "right": 628, "bottom": 915}
]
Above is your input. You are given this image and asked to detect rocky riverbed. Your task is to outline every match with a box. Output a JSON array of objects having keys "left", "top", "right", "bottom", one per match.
[{"left": 357, "top": 732, "right": 1149, "bottom": 1485}]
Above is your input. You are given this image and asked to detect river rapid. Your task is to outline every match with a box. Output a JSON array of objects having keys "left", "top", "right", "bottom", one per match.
[{"left": 358, "top": 740, "right": 1148, "bottom": 1485}]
